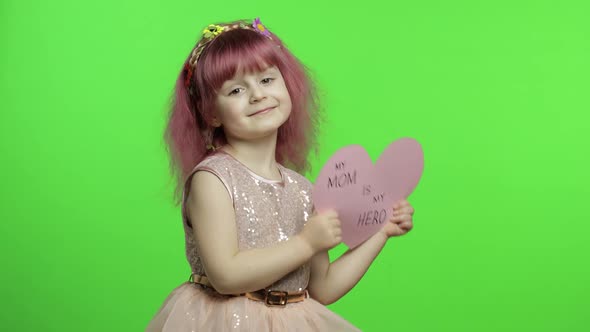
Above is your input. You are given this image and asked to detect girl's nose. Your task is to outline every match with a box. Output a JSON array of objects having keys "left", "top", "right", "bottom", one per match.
[{"left": 249, "top": 86, "right": 266, "bottom": 103}]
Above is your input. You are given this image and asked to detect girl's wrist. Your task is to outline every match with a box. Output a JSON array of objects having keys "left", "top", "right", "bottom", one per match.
[
  {"left": 376, "top": 229, "right": 389, "bottom": 243},
  {"left": 294, "top": 234, "right": 316, "bottom": 258}
]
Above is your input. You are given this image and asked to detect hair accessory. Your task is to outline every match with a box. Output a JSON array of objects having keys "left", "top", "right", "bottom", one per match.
[
  {"left": 183, "top": 18, "right": 274, "bottom": 88},
  {"left": 252, "top": 18, "right": 271, "bottom": 37},
  {"left": 183, "top": 62, "right": 193, "bottom": 88},
  {"left": 202, "top": 24, "right": 225, "bottom": 38}
]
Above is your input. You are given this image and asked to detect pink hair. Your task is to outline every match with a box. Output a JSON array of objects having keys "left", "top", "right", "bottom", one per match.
[{"left": 163, "top": 21, "right": 321, "bottom": 205}]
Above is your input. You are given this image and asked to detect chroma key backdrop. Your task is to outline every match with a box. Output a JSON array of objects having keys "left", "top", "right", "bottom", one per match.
[{"left": 1, "top": 0, "right": 589, "bottom": 331}]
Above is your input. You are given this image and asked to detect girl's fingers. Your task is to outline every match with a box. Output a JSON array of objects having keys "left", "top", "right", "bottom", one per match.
[
  {"left": 390, "top": 200, "right": 415, "bottom": 234},
  {"left": 391, "top": 213, "right": 412, "bottom": 221},
  {"left": 391, "top": 217, "right": 404, "bottom": 224},
  {"left": 392, "top": 207, "right": 414, "bottom": 216},
  {"left": 393, "top": 200, "right": 409, "bottom": 209},
  {"left": 400, "top": 221, "right": 413, "bottom": 231}
]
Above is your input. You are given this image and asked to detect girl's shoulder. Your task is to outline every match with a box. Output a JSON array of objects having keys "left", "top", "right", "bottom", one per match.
[
  {"left": 196, "top": 151, "right": 229, "bottom": 166},
  {"left": 184, "top": 153, "right": 235, "bottom": 196},
  {"left": 190, "top": 152, "right": 234, "bottom": 174}
]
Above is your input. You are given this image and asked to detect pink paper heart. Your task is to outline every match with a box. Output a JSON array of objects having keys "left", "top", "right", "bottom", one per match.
[{"left": 312, "top": 138, "right": 424, "bottom": 249}]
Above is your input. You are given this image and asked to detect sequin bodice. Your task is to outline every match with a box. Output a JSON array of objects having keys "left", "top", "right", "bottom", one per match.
[{"left": 181, "top": 151, "right": 312, "bottom": 292}]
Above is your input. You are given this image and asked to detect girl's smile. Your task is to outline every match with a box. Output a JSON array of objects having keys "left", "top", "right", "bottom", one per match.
[{"left": 249, "top": 106, "right": 276, "bottom": 117}]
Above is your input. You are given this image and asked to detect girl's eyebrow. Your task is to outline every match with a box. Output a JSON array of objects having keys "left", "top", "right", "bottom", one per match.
[
  {"left": 222, "top": 77, "right": 242, "bottom": 86},
  {"left": 264, "top": 66, "right": 279, "bottom": 74}
]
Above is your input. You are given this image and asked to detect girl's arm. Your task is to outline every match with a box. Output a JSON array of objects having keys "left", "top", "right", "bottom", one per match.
[
  {"left": 308, "top": 200, "right": 414, "bottom": 304},
  {"left": 187, "top": 171, "right": 315, "bottom": 295},
  {"left": 308, "top": 232, "right": 388, "bottom": 305}
]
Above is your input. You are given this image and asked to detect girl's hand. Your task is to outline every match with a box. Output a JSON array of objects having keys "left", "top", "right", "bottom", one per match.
[
  {"left": 298, "top": 209, "right": 342, "bottom": 254},
  {"left": 379, "top": 199, "right": 414, "bottom": 239}
]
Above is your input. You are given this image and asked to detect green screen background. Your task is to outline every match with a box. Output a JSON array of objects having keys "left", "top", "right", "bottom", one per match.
[{"left": 1, "top": 0, "right": 589, "bottom": 331}]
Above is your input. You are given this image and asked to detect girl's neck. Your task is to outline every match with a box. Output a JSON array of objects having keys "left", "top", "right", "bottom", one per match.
[{"left": 220, "top": 133, "right": 280, "bottom": 179}]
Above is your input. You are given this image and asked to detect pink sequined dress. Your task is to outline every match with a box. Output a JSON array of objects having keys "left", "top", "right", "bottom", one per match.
[{"left": 146, "top": 151, "right": 361, "bottom": 331}]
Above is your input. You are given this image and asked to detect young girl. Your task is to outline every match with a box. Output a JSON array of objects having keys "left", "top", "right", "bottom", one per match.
[{"left": 147, "top": 18, "right": 415, "bottom": 331}]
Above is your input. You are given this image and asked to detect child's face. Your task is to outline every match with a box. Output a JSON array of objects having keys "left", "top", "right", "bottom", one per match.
[{"left": 214, "top": 65, "right": 292, "bottom": 142}]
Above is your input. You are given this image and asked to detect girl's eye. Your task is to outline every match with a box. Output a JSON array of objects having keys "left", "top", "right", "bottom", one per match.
[
  {"left": 229, "top": 88, "right": 242, "bottom": 96},
  {"left": 261, "top": 77, "right": 274, "bottom": 84}
]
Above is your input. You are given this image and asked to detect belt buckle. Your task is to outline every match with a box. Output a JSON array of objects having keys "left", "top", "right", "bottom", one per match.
[{"left": 265, "top": 290, "right": 288, "bottom": 307}]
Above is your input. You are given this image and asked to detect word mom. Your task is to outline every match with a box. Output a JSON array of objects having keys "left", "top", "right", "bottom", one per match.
[{"left": 326, "top": 162, "right": 357, "bottom": 189}]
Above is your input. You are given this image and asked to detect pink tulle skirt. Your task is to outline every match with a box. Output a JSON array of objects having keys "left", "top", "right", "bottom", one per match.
[{"left": 146, "top": 282, "right": 361, "bottom": 331}]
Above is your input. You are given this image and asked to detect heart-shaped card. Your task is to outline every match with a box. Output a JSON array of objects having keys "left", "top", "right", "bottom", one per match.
[{"left": 312, "top": 137, "right": 424, "bottom": 249}]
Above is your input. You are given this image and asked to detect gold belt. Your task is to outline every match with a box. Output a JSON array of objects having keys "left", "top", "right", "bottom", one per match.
[{"left": 189, "top": 273, "right": 308, "bottom": 307}]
